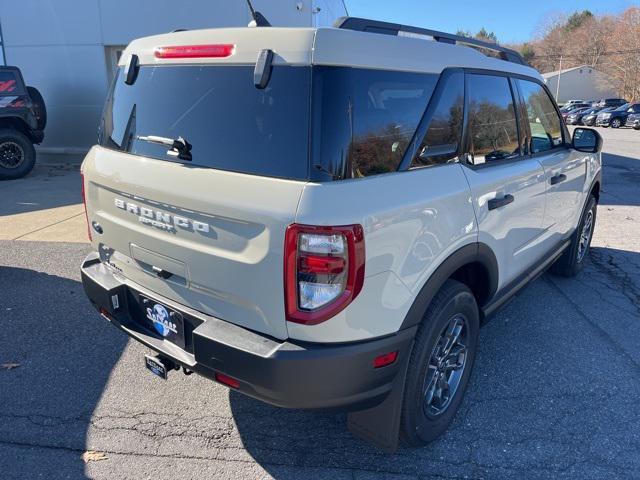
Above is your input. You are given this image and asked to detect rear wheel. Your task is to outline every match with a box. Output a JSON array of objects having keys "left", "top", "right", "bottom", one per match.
[
  {"left": 0, "top": 128, "right": 36, "bottom": 180},
  {"left": 550, "top": 195, "right": 597, "bottom": 277},
  {"left": 400, "top": 280, "right": 479, "bottom": 446}
]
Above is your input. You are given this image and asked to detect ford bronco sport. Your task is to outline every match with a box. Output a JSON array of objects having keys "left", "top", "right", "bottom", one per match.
[{"left": 80, "top": 17, "right": 602, "bottom": 451}]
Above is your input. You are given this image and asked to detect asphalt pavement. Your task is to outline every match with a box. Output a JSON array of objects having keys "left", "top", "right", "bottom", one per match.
[{"left": 0, "top": 127, "right": 639, "bottom": 479}]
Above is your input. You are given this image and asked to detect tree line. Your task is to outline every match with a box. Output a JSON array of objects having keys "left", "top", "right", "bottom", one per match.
[{"left": 460, "top": 7, "right": 640, "bottom": 101}]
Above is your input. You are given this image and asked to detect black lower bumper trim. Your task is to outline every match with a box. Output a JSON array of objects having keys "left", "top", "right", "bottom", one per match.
[{"left": 80, "top": 253, "right": 417, "bottom": 411}]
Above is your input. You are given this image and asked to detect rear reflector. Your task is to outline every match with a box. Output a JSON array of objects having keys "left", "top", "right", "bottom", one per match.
[
  {"left": 373, "top": 351, "right": 398, "bottom": 368},
  {"left": 214, "top": 372, "right": 240, "bottom": 389},
  {"left": 154, "top": 44, "right": 235, "bottom": 59}
]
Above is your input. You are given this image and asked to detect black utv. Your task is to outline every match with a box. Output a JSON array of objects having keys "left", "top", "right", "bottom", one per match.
[{"left": 0, "top": 66, "right": 46, "bottom": 179}]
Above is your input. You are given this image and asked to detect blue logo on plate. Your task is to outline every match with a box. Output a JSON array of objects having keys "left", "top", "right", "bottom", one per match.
[{"left": 146, "top": 304, "right": 177, "bottom": 337}]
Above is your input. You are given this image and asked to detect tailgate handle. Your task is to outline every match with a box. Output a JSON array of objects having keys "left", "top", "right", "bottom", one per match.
[{"left": 152, "top": 266, "right": 173, "bottom": 279}]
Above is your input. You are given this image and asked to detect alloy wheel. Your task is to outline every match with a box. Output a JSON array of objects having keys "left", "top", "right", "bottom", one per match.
[
  {"left": 577, "top": 209, "right": 594, "bottom": 263},
  {"left": 0, "top": 141, "right": 25, "bottom": 169},
  {"left": 422, "top": 314, "right": 468, "bottom": 417}
]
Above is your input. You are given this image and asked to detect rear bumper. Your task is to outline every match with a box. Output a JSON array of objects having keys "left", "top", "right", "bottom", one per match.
[
  {"left": 80, "top": 253, "right": 416, "bottom": 411},
  {"left": 625, "top": 119, "right": 640, "bottom": 128}
]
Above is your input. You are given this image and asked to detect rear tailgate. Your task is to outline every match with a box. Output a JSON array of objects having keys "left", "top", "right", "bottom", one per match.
[
  {"left": 83, "top": 147, "right": 305, "bottom": 340},
  {"left": 82, "top": 29, "right": 317, "bottom": 340}
]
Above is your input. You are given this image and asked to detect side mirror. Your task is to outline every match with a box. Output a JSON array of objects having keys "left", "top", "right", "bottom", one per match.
[{"left": 572, "top": 127, "right": 602, "bottom": 153}]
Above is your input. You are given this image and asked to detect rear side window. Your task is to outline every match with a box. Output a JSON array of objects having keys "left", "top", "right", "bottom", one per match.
[
  {"left": 466, "top": 74, "right": 520, "bottom": 165},
  {"left": 349, "top": 70, "right": 437, "bottom": 177},
  {"left": 100, "top": 65, "right": 311, "bottom": 180},
  {"left": 0, "top": 70, "right": 23, "bottom": 95},
  {"left": 311, "top": 67, "right": 437, "bottom": 179},
  {"left": 411, "top": 71, "right": 464, "bottom": 168},
  {"left": 517, "top": 79, "right": 563, "bottom": 154}
]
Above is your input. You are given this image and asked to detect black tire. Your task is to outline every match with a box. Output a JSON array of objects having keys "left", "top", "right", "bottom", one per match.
[
  {"left": 400, "top": 280, "right": 479, "bottom": 446},
  {"left": 26, "top": 86, "right": 47, "bottom": 130},
  {"left": 633, "top": 126, "right": 640, "bottom": 131},
  {"left": 611, "top": 118, "right": 622, "bottom": 128},
  {"left": 0, "top": 128, "right": 36, "bottom": 180},
  {"left": 550, "top": 195, "right": 597, "bottom": 277}
]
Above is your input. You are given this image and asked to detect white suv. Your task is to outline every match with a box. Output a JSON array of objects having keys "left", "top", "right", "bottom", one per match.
[{"left": 80, "top": 17, "right": 602, "bottom": 451}]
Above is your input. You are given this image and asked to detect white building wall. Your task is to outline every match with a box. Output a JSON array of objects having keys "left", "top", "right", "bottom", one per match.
[
  {"left": 544, "top": 67, "right": 618, "bottom": 104},
  {"left": 0, "top": 0, "right": 345, "bottom": 159}
]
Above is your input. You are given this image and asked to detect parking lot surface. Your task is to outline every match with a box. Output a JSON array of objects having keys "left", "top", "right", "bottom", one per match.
[{"left": 1, "top": 127, "right": 639, "bottom": 479}]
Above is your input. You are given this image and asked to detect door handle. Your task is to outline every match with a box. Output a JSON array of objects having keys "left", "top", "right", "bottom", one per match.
[
  {"left": 550, "top": 173, "right": 567, "bottom": 185},
  {"left": 488, "top": 194, "right": 514, "bottom": 211}
]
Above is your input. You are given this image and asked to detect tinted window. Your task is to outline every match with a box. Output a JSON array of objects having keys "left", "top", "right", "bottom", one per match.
[
  {"left": 100, "top": 65, "right": 311, "bottom": 180},
  {"left": 0, "top": 70, "right": 23, "bottom": 95},
  {"left": 311, "top": 67, "right": 437, "bottom": 179},
  {"left": 467, "top": 74, "right": 520, "bottom": 164},
  {"left": 517, "top": 79, "right": 563, "bottom": 154},
  {"left": 411, "top": 72, "right": 464, "bottom": 168}
]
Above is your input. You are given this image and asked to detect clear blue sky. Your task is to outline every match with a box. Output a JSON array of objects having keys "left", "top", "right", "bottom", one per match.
[{"left": 344, "top": 0, "right": 639, "bottom": 43}]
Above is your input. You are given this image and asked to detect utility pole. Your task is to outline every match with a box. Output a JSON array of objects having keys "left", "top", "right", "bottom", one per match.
[{"left": 555, "top": 55, "right": 563, "bottom": 103}]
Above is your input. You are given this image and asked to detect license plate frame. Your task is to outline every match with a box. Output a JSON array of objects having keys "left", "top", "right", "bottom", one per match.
[{"left": 140, "top": 296, "right": 186, "bottom": 349}]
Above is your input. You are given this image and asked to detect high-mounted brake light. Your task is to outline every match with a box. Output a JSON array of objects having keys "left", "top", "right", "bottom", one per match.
[
  {"left": 284, "top": 224, "right": 365, "bottom": 325},
  {"left": 80, "top": 171, "right": 91, "bottom": 241},
  {"left": 154, "top": 44, "right": 235, "bottom": 59}
]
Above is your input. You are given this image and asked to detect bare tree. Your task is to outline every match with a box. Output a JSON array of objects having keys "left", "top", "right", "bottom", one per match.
[
  {"left": 510, "top": 7, "right": 640, "bottom": 100},
  {"left": 605, "top": 8, "right": 640, "bottom": 101}
]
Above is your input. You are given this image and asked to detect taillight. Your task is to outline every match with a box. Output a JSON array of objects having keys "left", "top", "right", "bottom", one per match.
[
  {"left": 80, "top": 171, "right": 91, "bottom": 241},
  {"left": 154, "top": 44, "right": 235, "bottom": 59},
  {"left": 284, "top": 224, "right": 365, "bottom": 325}
]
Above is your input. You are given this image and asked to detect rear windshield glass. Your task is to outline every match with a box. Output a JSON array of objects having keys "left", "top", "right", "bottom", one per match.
[{"left": 100, "top": 65, "right": 311, "bottom": 180}]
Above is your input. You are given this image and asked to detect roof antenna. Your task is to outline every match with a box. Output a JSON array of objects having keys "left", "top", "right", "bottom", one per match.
[{"left": 246, "top": 0, "right": 271, "bottom": 27}]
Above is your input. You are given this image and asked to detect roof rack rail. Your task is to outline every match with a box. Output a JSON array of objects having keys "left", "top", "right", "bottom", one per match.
[{"left": 333, "top": 17, "right": 527, "bottom": 66}]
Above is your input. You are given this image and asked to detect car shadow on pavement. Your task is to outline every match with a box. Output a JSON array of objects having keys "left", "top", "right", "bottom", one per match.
[
  {"left": 0, "top": 266, "right": 127, "bottom": 479},
  {"left": 601, "top": 152, "right": 640, "bottom": 207},
  {"left": 229, "top": 246, "right": 640, "bottom": 478},
  {"left": 0, "top": 164, "right": 82, "bottom": 217}
]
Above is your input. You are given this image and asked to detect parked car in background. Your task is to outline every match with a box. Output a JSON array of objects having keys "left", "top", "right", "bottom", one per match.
[
  {"left": 560, "top": 103, "right": 588, "bottom": 113},
  {"left": 582, "top": 107, "right": 606, "bottom": 126},
  {"left": 565, "top": 107, "right": 593, "bottom": 125},
  {"left": 561, "top": 103, "right": 590, "bottom": 121},
  {"left": 595, "top": 98, "right": 628, "bottom": 109},
  {"left": 563, "top": 99, "right": 585, "bottom": 108},
  {"left": 625, "top": 112, "right": 640, "bottom": 130},
  {"left": 596, "top": 103, "right": 640, "bottom": 128},
  {"left": 0, "top": 66, "right": 46, "bottom": 180}
]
